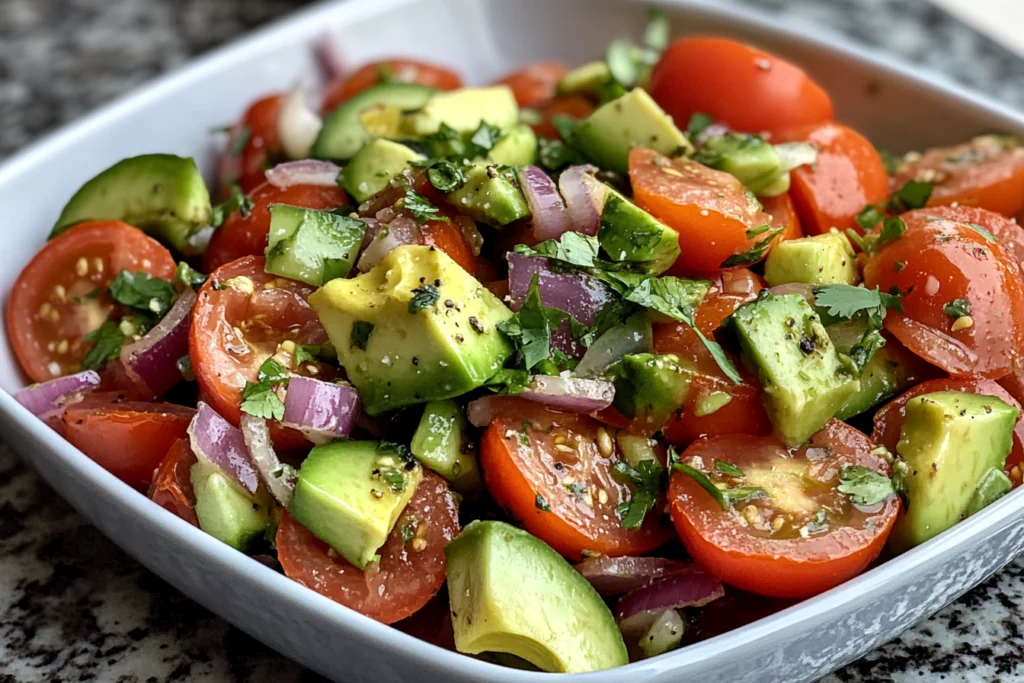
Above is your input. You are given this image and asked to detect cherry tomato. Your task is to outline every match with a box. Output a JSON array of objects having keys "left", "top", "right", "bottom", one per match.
[
  {"left": 494, "top": 62, "right": 567, "bottom": 107},
  {"left": 892, "top": 136, "right": 1024, "bottom": 217},
  {"left": 762, "top": 192, "right": 803, "bottom": 241},
  {"left": 61, "top": 393, "right": 196, "bottom": 490},
  {"left": 910, "top": 205, "right": 1024, "bottom": 270},
  {"left": 322, "top": 59, "right": 462, "bottom": 113},
  {"left": 203, "top": 182, "right": 347, "bottom": 273},
  {"left": 7, "top": 221, "right": 177, "bottom": 384},
  {"left": 217, "top": 94, "right": 284, "bottom": 198},
  {"left": 650, "top": 37, "right": 833, "bottom": 136},
  {"left": 277, "top": 471, "right": 459, "bottom": 624},
  {"left": 190, "top": 256, "right": 337, "bottom": 450},
  {"left": 668, "top": 420, "right": 899, "bottom": 598},
  {"left": 530, "top": 95, "right": 595, "bottom": 140},
  {"left": 479, "top": 400, "right": 674, "bottom": 560},
  {"left": 779, "top": 122, "right": 890, "bottom": 236},
  {"left": 421, "top": 219, "right": 477, "bottom": 275},
  {"left": 863, "top": 210, "right": 1024, "bottom": 378},
  {"left": 629, "top": 147, "right": 774, "bottom": 276},
  {"left": 149, "top": 437, "right": 199, "bottom": 526}
]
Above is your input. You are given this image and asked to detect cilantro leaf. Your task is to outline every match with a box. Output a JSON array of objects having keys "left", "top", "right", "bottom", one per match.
[
  {"left": 229, "top": 125, "right": 251, "bottom": 158},
  {"left": 837, "top": 465, "right": 895, "bottom": 505},
  {"left": 862, "top": 216, "right": 907, "bottom": 254},
  {"left": 813, "top": 285, "right": 904, "bottom": 320},
  {"left": 408, "top": 285, "right": 440, "bottom": 314},
  {"left": 672, "top": 462, "right": 768, "bottom": 510},
  {"left": 612, "top": 459, "right": 664, "bottom": 529},
  {"left": 211, "top": 185, "right": 254, "bottom": 227},
  {"left": 517, "top": 231, "right": 601, "bottom": 268},
  {"left": 256, "top": 356, "right": 290, "bottom": 384},
  {"left": 293, "top": 344, "right": 320, "bottom": 365},
  {"left": 351, "top": 320, "right": 374, "bottom": 349},
  {"left": 944, "top": 298, "right": 972, "bottom": 318},
  {"left": 714, "top": 460, "right": 744, "bottom": 477},
  {"left": 537, "top": 137, "right": 582, "bottom": 171},
  {"left": 402, "top": 188, "right": 447, "bottom": 223},
  {"left": 686, "top": 112, "right": 714, "bottom": 139},
  {"left": 483, "top": 368, "right": 532, "bottom": 394},
  {"left": 399, "top": 516, "right": 418, "bottom": 544},
  {"left": 856, "top": 204, "right": 886, "bottom": 231},
  {"left": 108, "top": 271, "right": 176, "bottom": 317},
  {"left": 240, "top": 382, "right": 285, "bottom": 420},
  {"left": 426, "top": 160, "right": 466, "bottom": 192},
  {"left": 81, "top": 321, "right": 127, "bottom": 371},
  {"left": 805, "top": 509, "right": 829, "bottom": 534},
  {"left": 889, "top": 179, "right": 933, "bottom": 212},
  {"left": 469, "top": 122, "right": 502, "bottom": 153},
  {"left": 498, "top": 274, "right": 567, "bottom": 370},
  {"left": 964, "top": 222, "right": 998, "bottom": 243},
  {"left": 535, "top": 494, "right": 552, "bottom": 512},
  {"left": 174, "top": 262, "right": 207, "bottom": 289},
  {"left": 643, "top": 8, "right": 670, "bottom": 53},
  {"left": 720, "top": 226, "right": 783, "bottom": 268}
]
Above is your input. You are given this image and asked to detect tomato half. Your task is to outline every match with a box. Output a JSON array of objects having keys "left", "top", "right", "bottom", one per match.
[
  {"left": 530, "top": 95, "right": 595, "bottom": 140},
  {"left": 780, "top": 122, "right": 890, "bottom": 236},
  {"left": 217, "top": 94, "right": 284, "bottom": 198},
  {"left": 650, "top": 37, "right": 833, "bottom": 136},
  {"left": 277, "top": 471, "right": 459, "bottom": 624},
  {"left": 863, "top": 210, "right": 1024, "bottom": 378},
  {"left": 479, "top": 400, "right": 674, "bottom": 560},
  {"left": 668, "top": 421, "right": 899, "bottom": 598},
  {"left": 322, "top": 59, "right": 462, "bottom": 113},
  {"left": 202, "top": 182, "right": 347, "bottom": 273},
  {"left": 62, "top": 393, "right": 196, "bottom": 490},
  {"left": 149, "top": 437, "right": 199, "bottom": 526},
  {"left": 910, "top": 205, "right": 1024, "bottom": 270},
  {"left": 190, "top": 256, "right": 336, "bottom": 450},
  {"left": 892, "top": 136, "right": 1024, "bottom": 217},
  {"left": 7, "top": 221, "right": 176, "bottom": 384},
  {"left": 629, "top": 147, "right": 774, "bottom": 276},
  {"left": 421, "top": 218, "right": 476, "bottom": 275},
  {"left": 494, "top": 62, "right": 567, "bottom": 107},
  {"left": 762, "top": 192, "right": 803, "bottom": 241}
]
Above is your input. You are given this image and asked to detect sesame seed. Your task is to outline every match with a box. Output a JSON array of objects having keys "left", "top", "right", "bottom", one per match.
[
  {"left": 56, "top": 339, "right": 69, "bottom": 355},
  {"left": 598, "top": 489, "right": 608, "bottom": 505},
  {"left": 554, "top": 444, "right": 575, "bottom": 453},
  {"left": 597, "top": 428, "right": 614, "bottom": 458},
  {"left": 411, "top": 538, "right": 428, "bottom": 552},
  {"left": 92, "top": 258, "right": 104, "bottom": 274},
  {"left": 75, "top": 257, "right": 89, "bottom": 277},
  {"left": 951, "top": 315, "right": 974, "bottom": 332},
  {"left": 371, "top": 488, "right": 383, "bottom": 499},
  {"left": 39, "top": 302, "right": 52, "bottom": 318},
  {"left": 742, "top": 505, "right": 759, "bottom": 525},
  {"left": 53, "top": 284, "right": 66, "bottom": 300},
  {"left": 772, "top": 516, "right": 784, "bottom": 532}
]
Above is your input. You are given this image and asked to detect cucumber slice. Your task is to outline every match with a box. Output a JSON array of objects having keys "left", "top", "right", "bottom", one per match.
[
  {"left": 264, "top": 204, "right": 366, "bottom": 286},
  {"left": 312, "top": 83, "right": 435, "bottom": 161}
]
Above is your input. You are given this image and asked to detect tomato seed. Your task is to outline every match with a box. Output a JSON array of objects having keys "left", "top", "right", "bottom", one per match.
[{"left": 75, "top": 257, "right": 89, "bottom": 277}]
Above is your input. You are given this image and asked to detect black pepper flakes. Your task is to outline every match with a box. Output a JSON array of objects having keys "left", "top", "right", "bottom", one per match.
[
  {"left": 798, "top": 336, "right": 816, "bottom": 354},
  {"left": 469, "top": 316, "right": 485, "bottom": 334}
]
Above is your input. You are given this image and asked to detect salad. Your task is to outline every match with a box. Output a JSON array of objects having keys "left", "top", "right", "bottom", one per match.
[{"left": 8, "top": 9, "right": 1024, "bottom": 673}]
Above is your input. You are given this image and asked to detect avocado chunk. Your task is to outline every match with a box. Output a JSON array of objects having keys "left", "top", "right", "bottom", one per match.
[
  {"left": 764, "top": 231, "right": 859, "bottom": 287},
  {"left": 611, "top": 353, "right": 693, "bottom": 429},
  {"left": 191, "top": 461, "right": 274, "bottom": 551},
  {"left": 289, "top": 440, "right": 423, "bottom": 568},
  {"left": 264, "top": 205, "right": 366, "bottom": 286},
  {"left": 695, "top": 134, "right": 783, "bottom": 195},
  {"left": 889, "top": 391, "right": 1018, "bottom": 552},
  {"left": 557, "top": 61, "right": 613, "bottom": 96},
  {"left": 404, "top": 86, "right": 519, "bottom": 137},
  {"left": 310, "top": 245, "right": 514, "bottom": 415},
  {"left": 340, "top": 139, "right": 425, "bottom": 203},
  {"left": 313, "top": 83, "right": 435, "bottom": 161},
  {"left": 410, "top": 399, "right": 482, "bottom": 494},
  {"left": 488, "top": 124, "right": 538, "bottom": 166},
  {"left": 573, "top": 89, "right": 693, "bottom": 174},
  {"left": 597, "top": 185, "right": 681, "bottom": 274},
  {"left": 447, "top": 164, "right": 530, "bottom": 227},
  {"left": 52, "top": 154, "right": 212, "bottom": 253},
  {"left": 834, "top": 345, "right": 910, "bottom": 420},
  {"left": 445, "top": 520, "right": 628, "bottom": 673},
  {"left": 730, "top": 292, "right": 861, "bottom": 446}
]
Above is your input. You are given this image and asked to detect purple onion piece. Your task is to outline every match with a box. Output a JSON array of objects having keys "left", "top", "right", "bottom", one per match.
[
  {"left": 577, "top": 556, "right": 699, "bottom": 596},
  {"left": 188, "top": 402, "right": 260, "bottom": 494},
  {"left": 240, "top": 414, "right": 296, "bottom": 507},
  {"left": 520, "top": 375, "right": 614, "bottom": 414},
  {"left": 518, "top": 165, "right": 571, "bottom": 241},
  {"left": 281, "top": 376, "right": 360, "bottom": 445},
  {"left": 357, "top": 215, "right": 423, "bottom": 272},
  {"left": 120, "top": 288, "right": 195, "bottom": 398},
  {"left": 769, "top": 283, "right": 815, "bottom": 306},
  {"left": 314, "top": 32, "right": 346, "bottom": 82},
  {"left": 615, "top": 572, "right": 725, "bottom": 624},
  {"left": 265, "top": 159, "right": 342, "bottom": 189},
  {"left": 558, "top": 164, "right": 604, "bottom": 236},
  {"left": 14, "top": 370, "right": 101, "bottom": 417}
]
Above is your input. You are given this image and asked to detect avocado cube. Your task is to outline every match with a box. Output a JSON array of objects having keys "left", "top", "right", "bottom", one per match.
[
  {"left": 695, "top": 134, "right": 784, "bottom": 196},
  {"left": 764, "top": 231, "right": 860, "bottom": 287},
  {"left": 611, "top": 353, "right": 693, "bottom": 429},
  {"left": 597, "top": 185, "right": 681, "bottom": 274},
  {"left": 890, "top": 391, "right": 1018, "bottom": 553},
  {"left": 447, "top": 164, "right": 530, "bottom": 227},
  {"left": 834, "top": 345, "right": 910, "bottom": 421},
  {"left": 310, "top": 245, "right": 514, "bottom": 415},
  {"left": 730, "top": 292, "right": 860, "bottom": 446},
  {"left": 404, "top": 86, "right": 519, "bottom": 137},
  {"left": 445, "top": 521, "right": 627, "bottom": 673},
  {"left": 410, "top": 399, "right": 483, "bottom": 494},
  {"left": 191, "top": 461, "right": 274, "bottom": 551},
  {"left": 264, "top": 205, "right": 366, "bottom": 286},
  {"left": 557, "top": 61, "right": 613, "bottom": 96},
  {"left": 488, "top": 124, "right": 538, "bottom": 166},
  {"left": 340, "top": 139, "right": 425, "bottom": 203},
  {"left": 573, "top": 89, "right": 693, "bottom": 174},
  {"left": 289, "top": 440, "right": 423, "bottom": 569}
]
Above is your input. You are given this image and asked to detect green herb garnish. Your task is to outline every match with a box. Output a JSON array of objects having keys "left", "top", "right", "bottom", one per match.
[
  {"left": 408, "top": 285, "right": 440, "bottom": 314},
  {"left": 351, "top": 320, "right": 374, "bottom": 349},
  {"left": 837, "top": 465, "right": 895, "bottom": 506}
]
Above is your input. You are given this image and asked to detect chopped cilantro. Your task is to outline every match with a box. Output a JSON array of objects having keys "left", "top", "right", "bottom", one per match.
[
  {"left": 535, "top": 494, "right": 551, "bottom": 512},
  {"left": 402, "top": 188, "right": 447, "bottom": 223},
  {"left": 855, "top": 204, "right": 887, "bottom": 231},
  {"left": 210, "top": 184, "right": 254, "bottom": 227},
  {"left": 80, "top": 321, "right": 127, "bottom": 371},
  {"left": 643, "top": 8, "right": 670, "bottom": 53},
  {"left": 516, "top": 231, "right": 601, "bottom": 268},
  {"left": 399, "top": 516, "right": 418, "bottom": 544},
  {"left": 379, "top": 467, "right": 406, "bottom": 493},
  {"left": 351, "top": 320, "right": 374, "bottom": 349},
  {"left": 293, "top": 344, "right": 320, "bottom": 365},
  {"left": 612, "top": 459, "right": 664, "bottom": 529},
  {"left": 720, "top": 226, "right": 783, "bottom": 268},
  {"left": 813, "top": 284, "right": 904, "bottom": 372},
  {"left": 498, "top": 274, "right": 568, "bottom": 370},
  {"left": 537, "top": 137, "right": 582, "bottom": 171},
  {"left": 240, "top": 356, "right": 290, "bottom": 420},
  {"left": 837, "top": 465, "right": 895, "bottom": 506},
  {"left": 805, "top": 509, "right": 829, "bottom": 534},
  {"left": 174, "top": 262, "right": 207, "bottom": 289},
  {"left": 426, "top": 160, "right": 467, "bottom": 192},
  {"left": 256, "top": 356, "right": 290, "bottom": 384},
  {"left": 686, "top": 112, "right": 714, "bottom": 139},
  {"left": 483, "top": 368, "right": 532, "bottom": 395},
  {"left": 672, "top": 462, "right": 768, "bottom": 510},
  {"left": 469, "top": 122, "right": 502, "bottom": 153},
  {"left": 229, "top": 125, "right": 251, "bottom": 157},
  {"left": 108, "top": 271, "right": 176, "bottom": 317},
  {"left": 519, "top": 420, "right": 531, "bottom": 447},
  {"left": 713, "top": 460, "right": 744, "bottom": 478},
  {"left": 944, "top": 297, "right": 972, "bottom": 318},
  {"left": 408, "top": 285, "right": 440, "bottom": 314},
  {"left": 889, "top": 179, "right": 933, "bottom": 212}
]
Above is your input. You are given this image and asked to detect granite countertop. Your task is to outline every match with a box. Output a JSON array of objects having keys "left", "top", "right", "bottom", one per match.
[{"left": 2, "top": 0, "right": 1024, "bottom": 681}]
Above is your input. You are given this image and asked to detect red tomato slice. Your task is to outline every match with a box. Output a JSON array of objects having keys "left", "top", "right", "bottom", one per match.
[
  {"left": 779, "top": 122, "right": 890, "bottom": 236},
  {"left": 863, "top": 210, "right": 1024, "bottom": 378},
  {"left": 910, "top": 205, "right": 1024, "bottom": 270},
  {"left": 530, "top": 95, "right": 595, "bottom": 140},
  {"left": 762, "top": 192, "right": 803, "bottom": 241},
  {"left": 493, "top": 62, "right": 567, "bottom": 107},
  {"left": 668, "top": 420, "right": 899, "bottom": 598},
  {"left": 629, "top": 147, "right": 774, "bottom": 276},
  {"left": 276, "top": 471, "right": 459, "bottom": 624},
  {"left": 650, "top": 37, "right": 833, "bottom": 136},
  {"left": 62, "top": 394, "right": 196, "bottom": 490},
  {"left": 149, "top": 437, "right": 199, "bottom": 526},
  {"left": 202, "top": 181, "right": 347, "bottom": 273},
  {"left": 322, "top": 59, "right": 462, "bottom": 113},
  {"left": 479, "top": 400, "right": 674, "bottom": 560},
  {"left": 7, "top": 221, "right": 177, "bottom": 384},
  {"left": 217, "top": 94, "right": 284, "bottom": 198},
  {"left": 190, "top": 256, "right": 337, "bottom": 450}
]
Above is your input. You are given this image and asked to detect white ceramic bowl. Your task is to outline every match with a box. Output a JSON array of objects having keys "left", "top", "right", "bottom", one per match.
[{"left": 3, "top": 1, "right": 1024, "bottom": 681}]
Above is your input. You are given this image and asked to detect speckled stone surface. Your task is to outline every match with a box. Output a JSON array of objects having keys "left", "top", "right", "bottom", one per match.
[{"left": 2, "top": 0, "right": 1024, "bottom": 681}]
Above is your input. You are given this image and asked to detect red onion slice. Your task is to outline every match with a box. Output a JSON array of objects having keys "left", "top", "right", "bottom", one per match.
[
  {"left": 315, "top": 32, "right": 346, "bottom": 83},
  {"left": 520, "top": 375, "right": 614, "bottom": 413},
  {"left": 616, "top": 572, "right": 725, "bottom": 623},
  {"left": 467, "top": 395, "right": 532, "bottom": 428},
  {"left": 120, "top": 288, "right": 195, "bottom": 398},
  {"left": 518, "top": 165, "right": 571, "bottom": 241},
  {"left": 577, "top": 556, "right": 699, "bottom": 596},
  {"left": 281, "top": 375, "right": 360, "bottom": 445},
  {"left": 188, "top": 402, "right": 260, "bottom": 494},
  {"left": 14, "top": 370, "right": 101, "bottom": 417},
  {"left": 277, "top": 82, "right": 323, "bottom": 160},
  {"left": 769, "top": 283, "right": 815, "bottom": 306},
  {"left": 265, "top": 160, "right": 342, "bottom": 189},
  {"left": 575, "top": 314, "right": 652, "bottom": 379},
  {"left": 357, "top": 215, "right": 423, "bottom": 272},
  {"left": 557, "top": 164, "right": 604, "bottom": 236},
  {"left": 240, "top": 414, "right": 296, "bottom": 507}
]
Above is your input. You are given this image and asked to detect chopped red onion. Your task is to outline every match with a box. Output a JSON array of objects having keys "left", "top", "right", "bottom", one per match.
[
  {"left": 575, "top": 314, "right": 652, "bottom": 379},
  {"left": 265, "top": 160, "right": 342, "bottom": 189},
  {"left": 188, "top": 402, "right": 260, "bottom": 494},
  {"left": 769, "top": 283, "right": 814, "bottom": 305},
  {"left": 14, "top": 370, "right": 100, "bottom": 417},
  {"left": 240, "top": 414, "right": 296, "bottom": 507},
  {"left": 315, "top": 32, "right": 346, "bottom": 83},
  {"left": 120, "top": 288, "right": 195, "bottom": 398},
  {"left": 357, "top": 215, "right": 423, "bottom": 272},
  {"left": 557, "top": 164, "right": 604, "bottom": 236},
  {"left": 518, "top": 165, "right": 571, "bottom": 241},
  {"left": 467, "top": 395, "right": 532, "bottom": 428},
  {"left": 616, "top": 571, "right": 725, "bottom": 623},
  {"left": 277, "top": 82, "right": 323, "bottom": 160},
  {"left": 281, "top": 375, "right": 360, "bottom": 445},
  {"left": 520, "top": 375, "right": 614, "bottom": 413},
  {"left": 577, "top": 556, "right": 698, "bottom": 596}
]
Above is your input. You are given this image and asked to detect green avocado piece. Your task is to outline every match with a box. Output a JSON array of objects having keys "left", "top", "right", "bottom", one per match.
[
  {"left": 447, "top": 164, "right": 530, "bottom": 227},
  {"left": 695, "top": 134, "right": 783, "bottom": 196},
  {"left": 488, "top": 124, "right": 538, "bottom": 166},
  {"left": 572, "top": 88, "right": 693, "bottom": 174},
  {"left": 597, "top": 185, "right": 680, "bottom": 274},
  {"left": 834, "top": 344, "right": 910, "bottom": 420},
  {"left": 729, "top": 292, "right": 861, "bottom": 446},
  {"left": 289, "top": 440, "right": 423, "bottom": 568},
  {"left": 310, "top": 245, "right": 514, "bottom": 415},
  {"left": 404, "top": 86, "right": 519, "bottom": 137},
  {"left": 557, "top": 61, "right": 613, "bottom": 96},
  {"left": 611, "top": 353, "right": 693, "bottom": 429},
  {"left": 889, "top": 391, "right": 1018, "bottom": 553},
  {"left": 51, "top": 154, "right": 212, "bottom": 253},
  {"left": 964, "top": 467, "right": 1013, "bottom": 518},
  {"left": 313, "top": 83, "right": 436, "bottom": 161},
  {"left": 264, "top": 205, "right": 366, "bottom": 286},
  {"left": 410, "top": 399, "right": 483, "bottom": 494},
  {"left": 445, "top": 520, "right": 628, "bottom": 673},
  {"left": 764, "top": 231, "right": 860, "bottom": 287},
  {"left": 340, "top": 139, "right": 425, "bottom": 203},
  {"left": 190, "top": 461, "right": 274, "bottom": 551}
]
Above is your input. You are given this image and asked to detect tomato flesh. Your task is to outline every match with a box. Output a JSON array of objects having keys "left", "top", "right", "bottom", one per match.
[
  {"left": 217, "top": 94, "right": 284, "bottom": 198},
  {"left": 762, "top": 192, "right": 803, "bottom": 241},
  {"left": 494, "top": 62, "right": 567, "bottom": 107},
  {"left": 149, "top": 437, "right": 199, "bottom": 526},
  {"left": 530, "top": 95, "right": 595, "bottom": 140},
  {"left": 322, "top": 59, "right": 462, "bottom": 113},
  {"left": 909, "top": 205, "right": 1024, "bottom": 270}
]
